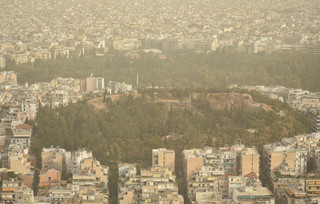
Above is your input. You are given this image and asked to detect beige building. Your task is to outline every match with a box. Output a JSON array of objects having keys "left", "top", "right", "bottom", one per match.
[
  {"left": 78, "top": 186, "right": 107, "bottom": 203},
  {"left": 41, "top": 147, "right": 65, "bottom": 172},
  {"left": 80, "top": 157, "right": 109, "bottom": 183},
  {"left": 263, "top": 145, "right": 299, "bottom": 177},
  {"left": 11, "top": 123, "right": 32, "bottom": 148},
  {"left": 0, "top": 71, "right": 17, "bottom": 85},
  {"left": 113, "top": 36, "right": 124, "bottom": 50},
  {"left": 187, "top": 166, "right": 226, "bottom": 202},
  {"left": 233, "top": 186, "right": 275, "bottom": 203},
  {"left": 119, "top": 190, "right": 135, "bottom": 204},
  {"left": 263, "top": 139, "right": 308, "bottom": 193},
  {"left": 86, "top": 76, "right": 97, "bottom": 92},
  {"left": 141, "top": 167, "right": 183, "bottom": 203},
  {"left": 8, "top": 148, "right": 32, "bottom": 174},
  {"left": 40, "top": 147, "right": 66, "bottom": 187},
  {"left": 2, "top": 179, "right": 34, "bottom": 203},
  {"left": 284, "top": 182, "right": 307, "bottom": 204},
  {"left": 241, "top": 147, "right": 260, "bottom": 177},
  {"left": 39, "top": 166, "right": 61, "bottom": 187},
  {"left": 13, "top": 53, "right": 29, "bottom": 64},
  {"left": 82, "top": 74, "right": 105, "bottom": 92},
  {"left": 49, "top": 187, "right": 74, "bottom": 203},
  {"left": 183, "top": 149, "right": 204, "bottom": 180},
  {"left": 152, "top": 148, "right": 175, "bottom": 170}
]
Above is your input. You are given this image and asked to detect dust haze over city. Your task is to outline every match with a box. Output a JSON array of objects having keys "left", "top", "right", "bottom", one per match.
[{"left": 0, "top": 0, "right": 319, "bottom": 203}]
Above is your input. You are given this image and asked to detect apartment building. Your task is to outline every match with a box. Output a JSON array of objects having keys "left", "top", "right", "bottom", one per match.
[
  {"left": 152, "top": 148, "right": 175, "bottom": 170},
  {"left": 187, "top": 166, "right": 226, "bottom": 202},
  {"left": 183, "top": 149, "right": 204, "bottom": 181},
  {"left": 309, "top": 108, "right": 320, "bottom": 132},
  {"left": 2, "top": 179, "right": 34, "bottom": 203},
  {"left": 0, "top": 71, "right": 17, "bottom": 85},
  {"left": 10, "top": 123, "right": 32, "bottom": 148},
  {"left": 233, "top": 186, "right": 275, "bottom": 204},
  {"left": 40, "top": 147, "right": 66, "bottom": 187},
  {"left": 140, "top": 166, "right": 183, "bottom": 203},
  {"left": 263, "top": 143, "right": 307, "bottom": 179},
  {"left": 220, "top": 147, "right": 237, "bottom": 175},
  {"left": 80, "top": 157, "right": 109, "bottom": 183},
  {"left": 66, "top": 148, "right": 92, "bottom": 174},
  {"left": 284, "top": 181, "right": 307, "bottom": 204},
  {"left": 306, "top": 176, "right": 320, "bottom": 198},
  {"left": 118, "top": 163, "right": 141, "bottom": 204},
  {"left": 39, "top": 164, "right": 61, "bottom": 187},
  {"left": 82, "top": 75, "right": 105, "bottom": 93},
  {"left": 12, "top": 53, "right": 29, "bottom": 65},
  {"left": 8, "top": 147, "right": 33, "bottom": 174},
  {"left": 241, "top": 147, "right": 260, "bottom": 177},
  {"left": 49, "top": 187, "right": 74, "bottom": 204},
  {"left": 41, "top": 146, "right": 66, "bottom": 173}
]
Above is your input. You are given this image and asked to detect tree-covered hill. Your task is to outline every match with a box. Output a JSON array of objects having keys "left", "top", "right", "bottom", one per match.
[
  {"left": 5, "top": 50, "right": 320, "bottom": 92},
  {"left": 30, "top": 89, "right": 311, "bottom": 168}
]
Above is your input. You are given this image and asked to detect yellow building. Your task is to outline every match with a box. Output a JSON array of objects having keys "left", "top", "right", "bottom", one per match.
[{"left": 306, "top": 177, "right": 320, "bottom": 197}]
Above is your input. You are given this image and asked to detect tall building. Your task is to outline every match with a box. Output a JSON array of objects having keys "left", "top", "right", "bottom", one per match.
[
  {"left": 220, "top": 146, "right": 237, "bottom": 175},
  {"left": 309, "top": 108, "right": 320, "bottom": 132},
  {"left": 183, "top": 149, "right": 204, "bottom": 180},
  {"left": 263, "top": 141, "right": 307, "bottom": 181},
  {"left": 86, "top": 76, "right": 97, "bottom": 92},
  {"left": 96, "top": 77, "right": 104, "bottom": 90},
  {"left": 241, "top": 147, "right": 260, "bottom": 177},
  {"left": 81, "top": 74, "right": 105, "bottom": 93},
  {"left": 152, "top": 148, "right": 175, "bottom": 170}
]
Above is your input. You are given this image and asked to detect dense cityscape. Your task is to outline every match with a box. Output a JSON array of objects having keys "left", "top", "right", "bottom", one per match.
[{"left": 0, "top": 0, "right": 320, "bottom": 67}]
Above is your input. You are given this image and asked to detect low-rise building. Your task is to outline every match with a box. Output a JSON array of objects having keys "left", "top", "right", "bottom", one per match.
[
  {"left": 39, "top": 164, "right": 61, "bottom": 187},
  {"left": 49, "top": 187, "right": 75, "bottom": 204},
  {"left": 141, "top": 167, "right": 183, "bottom": 203},
  {"left": 10, "top": 123, "right": 32, "bottom": 148},
  {"left": 233, "top": 186, "right": 275, "bottom": 204},
  {"left": 66, "top": 148, "right": 92, "bottom": 174},
  {"left": 8, "top": 147, "right": 33, "bottom": 174},
  {"left": 2, "top": 179, "right": 34, "bottom": 203}
]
